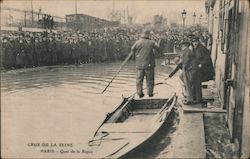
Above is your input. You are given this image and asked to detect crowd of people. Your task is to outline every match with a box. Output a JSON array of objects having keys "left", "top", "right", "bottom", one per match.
[
  {"left": 1, "top": 28, "right": 135, "bottom": 69},
  {"left": 1, "top": 26, "right": 211, "bottom": 70}
]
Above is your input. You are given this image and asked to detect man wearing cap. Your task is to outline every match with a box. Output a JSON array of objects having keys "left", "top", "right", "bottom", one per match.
[{"left": 131, "top": 30, "right": 161, "bottom": 98}]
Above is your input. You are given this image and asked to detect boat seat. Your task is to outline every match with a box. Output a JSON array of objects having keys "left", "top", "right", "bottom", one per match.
[
  {"left": 99, "top": 122, "right": 152, "bottom": 133},
  {"left": 132, "top": 109, "right": 159, "bottom": 115}
]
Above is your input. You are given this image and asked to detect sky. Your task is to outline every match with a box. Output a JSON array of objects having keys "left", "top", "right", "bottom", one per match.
[{"left": 1, "top": 0, "right": 206, "bottom": 25}]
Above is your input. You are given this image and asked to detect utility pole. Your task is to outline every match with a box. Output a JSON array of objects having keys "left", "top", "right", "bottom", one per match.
[
  {"left": 31, "top": 0, "right": 34, "bottom": 24},
  {"left": 193, "top": 12, "right": 196, "bottom": 25},
  {"left": 75, "top": 0, "right": 78, "bottom": 14},
  {"left": 75, "top": 0, "right": 78, "bottom": 30},
  {"left": 126, "top": 7, "right": 129, "bottom": 24},
  {"left": 24, "top": 10, "right": 27, "bottom": 27},
  {"left": 111, "top": 0, "right": 115, "bottom": 21},
  {"left": 199, "top": 14, "right": 202, "bottom": 26},
  {"left": 8, "top": 8, "right": 12, "bottom": 26},
  {"left": 38, "top": 8, "right": 41, "bottom": 20}
]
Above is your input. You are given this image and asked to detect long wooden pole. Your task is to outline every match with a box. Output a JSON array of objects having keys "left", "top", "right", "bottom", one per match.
[{"left": 101, "top": 51, "right": 134, "bottom": 94}]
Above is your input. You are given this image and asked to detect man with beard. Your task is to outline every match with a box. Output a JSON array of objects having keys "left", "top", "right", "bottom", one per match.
[
  {"left": 191, "top": 37, "right": 215, "bottom": 103},
  {"left": 131, "top": 30, "right": 160, "bottom": 98}
]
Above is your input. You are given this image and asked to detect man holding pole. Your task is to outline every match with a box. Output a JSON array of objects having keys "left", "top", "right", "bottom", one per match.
[{"left": 131, "top": 30, "right": 160, "bottom": 98}]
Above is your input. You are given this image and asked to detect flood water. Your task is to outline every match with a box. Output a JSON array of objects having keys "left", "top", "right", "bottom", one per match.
[{"left": 1, "top": 58, "right": 180, "bottom": 158}]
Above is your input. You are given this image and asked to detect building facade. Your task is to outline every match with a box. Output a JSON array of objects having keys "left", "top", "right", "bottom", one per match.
[{"left": 206, "top": 0, "right": 249, "bottom": 158}]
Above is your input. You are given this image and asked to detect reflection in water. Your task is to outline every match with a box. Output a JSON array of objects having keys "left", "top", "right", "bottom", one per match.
[{"left": 1, "top": 58, "right": 177, "bottom": 158}]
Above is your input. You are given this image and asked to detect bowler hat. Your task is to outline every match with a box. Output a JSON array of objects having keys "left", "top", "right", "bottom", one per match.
[
  {"left": 2, "top": 37, "right": 9, "bottom": 41},
  {"left": 141, "top": 30, "right": 150, "bottom": 38},
  {"left": 179, "top": 40, "right": 190, "bottom": 46}
]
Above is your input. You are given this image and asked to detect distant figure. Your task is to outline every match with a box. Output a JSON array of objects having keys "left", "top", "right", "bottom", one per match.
[
  {"left": 18, "top": 25, "right": 22, "bottom": 31},
  {"left": 51, "top": 17, "right": 54, "bottom": 29},
  {"left": 131, "top": 30, "right": 160, "bottom": 98},
  {"left": 42, "top": 15, "right": 46, "bottom": 29}
]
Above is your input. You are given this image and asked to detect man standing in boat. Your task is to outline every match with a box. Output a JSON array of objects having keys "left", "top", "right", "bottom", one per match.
[{"left": 131, "top": 30, "right": 161, "bottom": 98}]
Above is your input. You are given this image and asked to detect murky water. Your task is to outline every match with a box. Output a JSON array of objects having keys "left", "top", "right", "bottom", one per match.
[{"left": 1, "top": 58, "right": 179, "bottom": 158}]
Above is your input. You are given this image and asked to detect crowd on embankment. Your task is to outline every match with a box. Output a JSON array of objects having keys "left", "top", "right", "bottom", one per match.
[{"left": 1, "top": 26, "right": 211, "bottom": 70}]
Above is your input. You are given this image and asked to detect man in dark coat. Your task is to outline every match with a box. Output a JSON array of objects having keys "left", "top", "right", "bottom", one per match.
[
  {"left": 192, "top": 37, "right": 215, "bottom": 82},
  {"left": 71, "top": 39, "right": 78, "bottom": 65},
  {"left": 79, "top": 37, "right": 87, "bottom": 64},
  {"left": 41, "top": 36, "right": 48, "bottom": 66},
  {"left": 16, "top": 38, "right": 26, "bottom": 68},
  {"left": 181, "top": 41, "right": 199, "bottom": 104},
  {"left": 2, "top": 37, "right": 14, "bottom": 69},
  {"left": 34, "top": 38, "right": 41, "bottom": 67},
  {"left": 55, "top": 38, "right": 63, "bottom": 65},
  {"left": 131, "top": 30, "right": 160, "bottom": 98},
  {"left": 62, "top": 39, "right": 72, "bottom": 64},
  {"left": 191, "top": 37, "right": 215, "bottom": 103}
]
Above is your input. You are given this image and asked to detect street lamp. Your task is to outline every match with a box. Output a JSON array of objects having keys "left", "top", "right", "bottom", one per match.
[
  {"left": 193, "top": 12, "right": 196, "bottom": 25},
  {"left": 38, "top": 8, "right": 41, "bottom": 20},
  {"left": 181, "top": 9, "right": 187, "bottom": 28},
  {"left": 199, "top": 14, "right": 202, "bottom": 25}
]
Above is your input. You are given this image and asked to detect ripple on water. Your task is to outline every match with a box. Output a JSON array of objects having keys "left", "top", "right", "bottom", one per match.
[{"left": 1, "top": 59, "right": 179, "bottom": 158}]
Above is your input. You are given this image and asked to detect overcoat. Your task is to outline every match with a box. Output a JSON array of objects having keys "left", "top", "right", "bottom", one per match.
[{"left": 193, "top": 44, "right": 215, "bottom": 82}]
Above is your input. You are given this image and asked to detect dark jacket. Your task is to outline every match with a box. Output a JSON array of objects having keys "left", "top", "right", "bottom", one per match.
[
  {"left": 182, "top": 47, "right": 198, "bottom": 71},
  {"left": 131, "top": 38, "right": 159, "bottom": 69},
  {"left": 193, "top": 44, "right": 215, "bottom": 82}
]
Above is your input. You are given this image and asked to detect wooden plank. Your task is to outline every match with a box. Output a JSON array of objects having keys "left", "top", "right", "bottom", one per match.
[
  {"left": 202, "top": 96, "right": 215, "bottom": 101},
  {"left": 133, "top": 109, "right": 159, "bottom": 115},
  {"left": 164, "top": 83, "right": 206, "bottom": 158},
  {"left": 99, "top": 122, "right": 152, "bottom": 133},
  {"left": 183, "top": 108, "right": 227, "bottom": 113},
  {"left": 107, "top": 97, "right": 133, "bottom": 123},
  {"left": 182, "top": 103, "right": 226, "bottom": 113},
  {"left": 166, "top": 101, "right": 206, "bottom": 158}
]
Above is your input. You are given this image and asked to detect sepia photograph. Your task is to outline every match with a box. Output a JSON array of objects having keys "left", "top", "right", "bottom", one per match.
[{"left": 1, "top": 0, "right": 249, "bottom": 158}]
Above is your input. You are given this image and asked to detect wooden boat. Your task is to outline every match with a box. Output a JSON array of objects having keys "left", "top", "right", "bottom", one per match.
[{"left": 88, "top": 92, "right": 177, "bottom": 158}]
